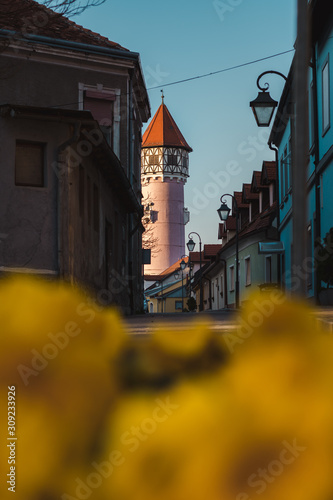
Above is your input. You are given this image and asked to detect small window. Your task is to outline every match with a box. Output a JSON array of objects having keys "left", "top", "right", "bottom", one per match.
[
  {"left": 280, "top": 154, "right": 285, "bottom": 201},
  {"left": 175, "top": 300, "right": 182, "bottom": 310},
  {"left": 168, "top": 154, "right": 178, "bottom": 165},
  {"left": 229, "top": 265, "right": 235, "bottom": 291},
  {"left": 309, "top": 83, "right": 315, "bottom": 149},
  {"left": 149, "top": 155, "right": 159, "bottom": 165},
  {"left": 283, "top": 145, "right": 289, "bottom": 196},
  {"left": 15, "top": 141, "right": 45, "bottom": 187},
  {"left": 245, "top": 257, "right": 251, "bottom": 286},
  {"left": 322, "top": 58, "right": 330, "bottom": 135},
  {"left": 84, "top": 89, "right": 115, "bottom": 145}
]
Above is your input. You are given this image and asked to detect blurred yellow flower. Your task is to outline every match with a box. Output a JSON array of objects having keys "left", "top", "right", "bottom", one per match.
[
  {"left": 1, "top": 278, "right": 333, "bottom": 500},
  {"left": 0, "top": 275, "right": 126, "bottom": 500}
]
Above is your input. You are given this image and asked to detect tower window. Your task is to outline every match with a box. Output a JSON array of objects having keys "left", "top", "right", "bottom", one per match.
[
  {"left": 168, "top": 154, "right": 178, "bottom": 165},
  {"left": 149, "top": 155, "right": 160, "bottom": 165}
]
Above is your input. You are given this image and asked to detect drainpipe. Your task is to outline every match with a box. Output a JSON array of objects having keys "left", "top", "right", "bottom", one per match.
[
  {"left": 57, "top": 121, "right": 81, "bottom": 281},
  {"left": 311, "top": 44, "right": 321, "bottom": 303},
  {"left": 268, "top": 141, "right": 281, "bottom": 287}
]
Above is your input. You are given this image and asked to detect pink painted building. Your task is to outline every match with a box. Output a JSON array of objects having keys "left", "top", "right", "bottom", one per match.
[{"left": 142, "top": 98, "right": 192, "bottom": 275}]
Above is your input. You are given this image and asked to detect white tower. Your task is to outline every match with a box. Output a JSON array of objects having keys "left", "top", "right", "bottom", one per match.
[{"left": 141, "top": 95, "right": 192, "bottom": 275}]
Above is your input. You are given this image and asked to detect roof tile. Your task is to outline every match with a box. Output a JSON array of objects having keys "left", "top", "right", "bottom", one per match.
[
  {"left": 142, "top": 103, "right": 192, "bottom": 151},
  {"left": 0, "top": 0, "right": 127, "bottom": 51}
]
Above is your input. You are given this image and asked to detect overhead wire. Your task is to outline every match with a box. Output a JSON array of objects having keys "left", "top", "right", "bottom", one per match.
[{"left": 49, "top": 48, "right": 294, "bottom": 109}]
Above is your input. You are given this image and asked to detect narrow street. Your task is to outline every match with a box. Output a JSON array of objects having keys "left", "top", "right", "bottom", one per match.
[
  {"left": 124, "top": 307, "right": 333, "bottom": 335},
  {"left": 124, "top": 310, "right": 239, "bottom": 336}
]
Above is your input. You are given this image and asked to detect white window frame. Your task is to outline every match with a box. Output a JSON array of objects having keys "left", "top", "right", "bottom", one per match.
[
  {"left": 229, "top": 265, "right": 235, "bottom": 292},
  {"left": 78, "top": 83, "right": 121, "bottom": 158},
  {"left": 322, "top": 56, "right": 330, "bottom": 136},
  {"left": 244, "top": 256, "right": 251, "bottom": 286}
]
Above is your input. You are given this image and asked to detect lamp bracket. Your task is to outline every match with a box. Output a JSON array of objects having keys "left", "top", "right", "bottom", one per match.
[{"left": 256, "top": 70, "right": 288, "bottom": 92}]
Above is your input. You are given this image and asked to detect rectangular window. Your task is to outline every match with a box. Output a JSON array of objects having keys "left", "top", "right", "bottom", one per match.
[
  {"left": 15, "top": 141, "right": 45, "bottom": 187},
  {"left": 149, "top": 155, "right": 160, "bottom": 166},
  {"left": 284, "top": 145, "right": 289, "bottom": 196},
  {"left": 229, "top": 265, "right": 235, "bottom": 291},
  {"left": 322, "top": 58, "right": 330, "bottom": 134},
  {"left": 265, "top": 256, "right": 272, "bottom": 283},
  {"left": 288, "top": 136, "right": 292, "bottom": 189},
  {"left": 245, "top": 257, "right": 251, "bottom": 286},
  {"left": 309, "top": 83, "right": 315, "bottom": 149},
  {"left": 175, "top": 300, "right": 182, "bottom": 310},
  {"left": 93, "top": 184, "right": 99, "bottom": 233},
  {"left": 280, "top": 154, "right": 285, "bottom": 201},
  {"left": 168, "top": 154, "right": 178, "bottom": 165},
  {"left": 84, "top": 90, "right": 115, "bottom": 146}
]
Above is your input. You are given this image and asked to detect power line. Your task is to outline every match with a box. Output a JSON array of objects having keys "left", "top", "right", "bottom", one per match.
[
  {"left": 50, "top": 48, "right": 295, "bottom": 108},
  {"left": 147, "top": 49, "right": 295, "bottom": 91}
]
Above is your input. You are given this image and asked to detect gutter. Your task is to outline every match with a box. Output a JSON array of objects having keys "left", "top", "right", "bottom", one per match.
[{"left": 0, "top": 29, "right": 140, "bottom": 61}]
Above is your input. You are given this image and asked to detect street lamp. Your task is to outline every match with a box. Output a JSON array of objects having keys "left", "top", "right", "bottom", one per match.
[
  {"left": 187, "top": 232, "right": 203, "bottom": 311},
  {"left": 250, "top": 70, "right": 288, "bottom": 290},
  {"left": 217, "top": 194, "right": 239, "bottom": 309},
  {"left": 249, "top": 70, "right": 287, "bottom": 127},
  {"left": 180, "top": 255, "right": 188, "bottom": 312}
]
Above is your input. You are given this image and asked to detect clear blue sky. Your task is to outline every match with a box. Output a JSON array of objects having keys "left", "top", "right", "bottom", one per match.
[{"left": 74, "top": 0, "right": 297, "bottom": 245}]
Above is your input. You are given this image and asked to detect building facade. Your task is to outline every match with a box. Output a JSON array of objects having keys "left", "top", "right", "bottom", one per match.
[
  {"left": 0, "top": 0, "right": 150, "bottom": 313},
  {"left": 192, "top": 161, "right": 279, "bottom": 309},
  {"left": 269, "top": 0, "right": 333, "bottom": 303}
]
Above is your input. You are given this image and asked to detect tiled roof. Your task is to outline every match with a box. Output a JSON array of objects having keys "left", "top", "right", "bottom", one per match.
[
  {"left": 142, "top": 103, "right": 192, "bottom": 151},
  {"left": 160, "top": 256, "right": 189, "bottom": 276},
  {"left": 251, "top": 170, "right": 267, "bottom": 193},
  {"left": 204, "top": 244, "right": 222, "bottom": 258},
  {"left": 0, "top": 0, "right": 127, "bottom": 51},
  {"left": 234, "top": 191, "right": 249, "bottom": 209},
  {"left": 225, "top": 217, "right": 237, "bottom": 230},
  {"left": 239, "top": 202, "right": 277, "bottom": 238},
  {"left": 242, "top": 183, "right": 259, "bottom": 203},
  {"left": 261, "top": 161, "right": 276, "bottom": 184},
  {"left": 189, "top": 251, "right": 207, "bottom": 263}
]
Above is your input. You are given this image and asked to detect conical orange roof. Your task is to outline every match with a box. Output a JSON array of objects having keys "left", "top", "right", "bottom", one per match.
[{"left": 142, "top": 103, "right": 192, "bottom": 151}]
